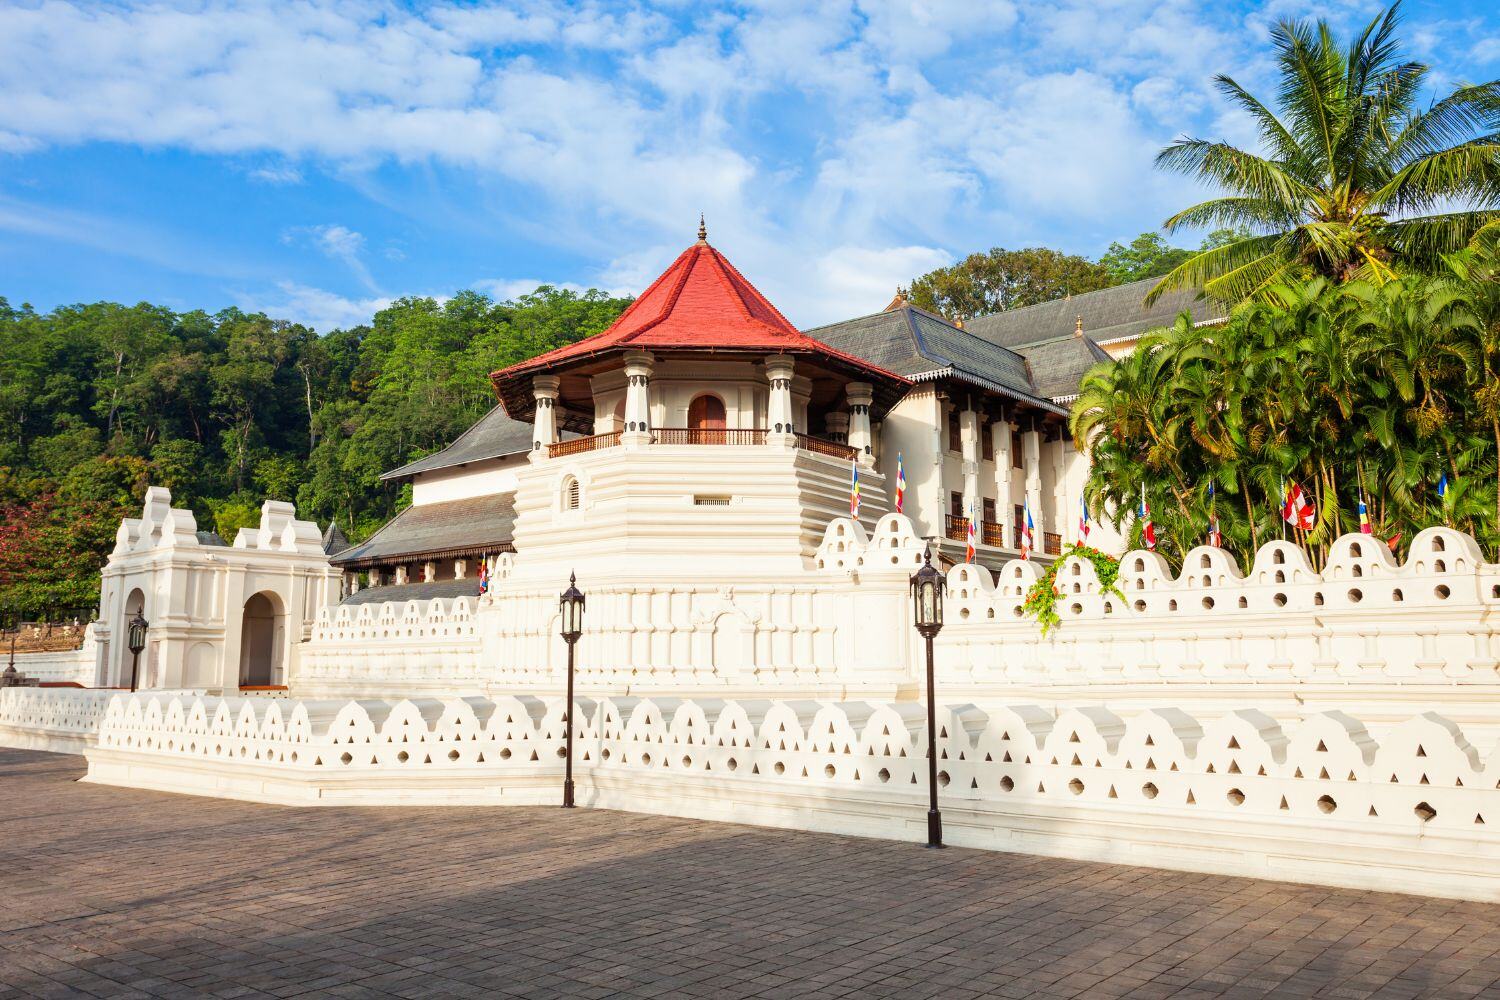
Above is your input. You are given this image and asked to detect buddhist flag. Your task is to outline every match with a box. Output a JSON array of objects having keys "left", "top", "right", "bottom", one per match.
[
  {"left": 477, "top": 559, "right": 489, "bottom": 595},
  {"left": 894, "top": 452, "right": 906, "bottom": 513},
  {"left": 1358, "top": 496, "right": 1373, "bottom": 535},
  {"left": 1206, "top": 483, "right": 1222, "bottom": 547},
  {"left": 1021, "top": 500, "right": 1035, "bottom": 561},
  {"left": 1438, "top": 470, "right": 1449, "bottom": 499},
  {"left": 965, "top": 499, "right": 976, "bottom": 564},
  {"left": 1281, "top": 480, "right": 1315, "bottom": 530},
  {"left": 1139, "top": 485, "right": 1157, "bottom": 550},
  {"left": 1078, "top": 496, "right": 1090, "bottom": 542},
  {"left": 850, "top": 458, "right": 861, "bottom": 519}
]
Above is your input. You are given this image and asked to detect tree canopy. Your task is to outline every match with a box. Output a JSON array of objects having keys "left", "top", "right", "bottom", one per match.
[
  {"left": 1072, "top": 248, "right": 1500, "bottom": 568},
  {"left": 0, "top": 286, "right": 630, "bottom": 618},
  {"left": 1150, "top": 2, "right": 1500, "bottom": 304}
]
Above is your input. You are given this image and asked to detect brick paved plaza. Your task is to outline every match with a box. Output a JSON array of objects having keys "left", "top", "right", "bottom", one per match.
[{"left": 2, "top": 749, "right": 1499, "bottom": 999}]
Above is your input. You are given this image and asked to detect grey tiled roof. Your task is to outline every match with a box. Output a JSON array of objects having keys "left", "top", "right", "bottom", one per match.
[
  {"left": 341, "top": 579, "right": 480, "bottom": 606},
  {"left": 382, "top": 405, "right": 559, "bottom": 481},
  {"left": 803, "top": 305, "right": 1065, "bottom": 414},
  {"left": 964, "top": 278, "right": 1225, "bottom": 350},
  {"left": 1018, "top": 336, "right": 1115, "bottom": 400},
  {"left": 322, "top": 522, "right": 351, "bottom": 555},
  {"left": 330, "top": 493, "right": 517, "bottom": 567}
]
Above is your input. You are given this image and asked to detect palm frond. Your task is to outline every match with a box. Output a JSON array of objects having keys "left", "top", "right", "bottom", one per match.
[{"left": 1145, "top": 235, "right": 1286, "bottom": 304}]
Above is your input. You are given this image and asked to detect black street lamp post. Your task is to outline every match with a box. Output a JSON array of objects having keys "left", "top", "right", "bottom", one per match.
[
  {"left": 558, "top": 572, "right": 585, "bottom": 808},
  {"left": 127, "top": 611, "right": 149, "bottom": 693},
  {"left": 909, "top": 546, "right": 946, "bottom": 848}
]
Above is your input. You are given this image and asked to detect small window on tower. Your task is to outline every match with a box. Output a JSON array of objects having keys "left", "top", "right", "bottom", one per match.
[
  {"left": 562, "top": 476, "right": 581, "bottom": 511},
  {"left": 948, "top": 412, "right": 961, "bottom": 452},
  {"left": 981, "top": 425, "right": 994, "bottom": 461}
]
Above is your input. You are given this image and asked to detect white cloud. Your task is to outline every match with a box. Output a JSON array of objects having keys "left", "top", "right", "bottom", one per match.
[
  {"left": 473, "top": 277, "right": 597, "bottom": 301},
  {"left": 283, "top": 223, "right": 377, "bottom": 291},
  {"left": 813, "top": 244, "right": 954, "bottom": 320},
  {"left": 1, "top": 0, "right": 1487, "bottom": 325},
  {"left": 241, "top": 281, "right": 391, "bottom": 332},
  {"left": 249, "top": 164, "right": 303, "bottom": 184}
]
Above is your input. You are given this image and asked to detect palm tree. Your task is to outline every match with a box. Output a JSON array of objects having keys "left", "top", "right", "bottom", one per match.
[{"left": 1149, "top": 3, "right": 1500, "bottom": 304}]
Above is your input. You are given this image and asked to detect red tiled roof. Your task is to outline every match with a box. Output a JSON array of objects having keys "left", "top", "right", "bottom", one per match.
[{"left": 490, "top": 238, "right": 908, "bottom": 385}]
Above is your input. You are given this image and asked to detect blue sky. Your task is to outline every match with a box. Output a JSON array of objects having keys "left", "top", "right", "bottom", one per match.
[{"left": 1, "top": 0, "right": 1496, "bottom": 331}]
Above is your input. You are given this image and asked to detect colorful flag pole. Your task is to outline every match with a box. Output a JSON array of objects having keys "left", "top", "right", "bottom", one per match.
[
  {"left": 894, "top": 452, "right": 906, "bottom": 514},
  {"left": 1139, "top": 484, "right": 1157, "bottom": 551},
  {"left": 965, "top": 499, "right": 976, "bottom": 564},
  {"left": 1207, "top": 483, "right": 1222, "bottom": 548},
  {"left": 477, "top": 557, "right": 489, "bottom": 595},
  {"left": 1358, "top": 495, "right": 1373, "bottom": 535},
  {"left": 1281, "top": 480, "right": 1314, "bottom": 531},
  {"left": 850, "top": 457, "right": 861, "bottom": 519},
  {"left": 1078, "top": 495, "right": 1091, "bottom": 543},
  {"left": 1438, "top": 470, "right": 1449, "bottom": 499},
  {"left": 1021, "top": 500, "right": 1035, "bottom": 561}
]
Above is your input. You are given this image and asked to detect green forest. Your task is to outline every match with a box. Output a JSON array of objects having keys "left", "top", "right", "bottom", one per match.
[{"left": 0, "top": 288, "right": 631, "bottom": 617}]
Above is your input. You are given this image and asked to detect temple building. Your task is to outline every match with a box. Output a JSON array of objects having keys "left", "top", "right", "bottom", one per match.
[{"left": 328, "top": 227, "right": 1233, "bottom": 602}]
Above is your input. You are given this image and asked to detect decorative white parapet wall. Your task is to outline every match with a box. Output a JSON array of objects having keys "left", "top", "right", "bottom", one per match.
[
  {"left": 297, "top": 597, "right": 483, "bottom": 697},
  {"left": 292, "top": 518, "right": 1500, "bottom": 726},
  {"left": 293, "top": 514, "right": 929, "bottom": 700},
  {"left": 4, "top": 623, "right": 100, "bottom": 686},
  {"left": 819, "top": 521, "right": 1500, "bottom": 729},
  {"left": 0, "top": 687, "right": 118, "bottom": 754},
  {"left": 83, "top": 692, "right": 1500, "bottom": 902}
]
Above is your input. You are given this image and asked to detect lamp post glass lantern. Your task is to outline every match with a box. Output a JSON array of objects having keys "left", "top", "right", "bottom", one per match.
[
  {"left": 909, "top": 547, "right": 945, "bottom": 847},
  {"left": 127, "top": 611, "right": 149, "bottom": 693},
  {"left": 558, "top": 572, "right": 585, "bottom": 808}
]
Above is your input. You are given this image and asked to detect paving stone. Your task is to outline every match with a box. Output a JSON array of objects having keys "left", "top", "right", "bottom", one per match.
[{"left": 1, "top": 748, "right": 1498, "bottom": 999}]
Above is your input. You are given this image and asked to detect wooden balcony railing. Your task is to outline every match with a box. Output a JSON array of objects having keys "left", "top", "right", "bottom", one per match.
[
  {"left": 655, "top": 428, "right": 768, "bottom": 446},
  {"left": 794, "top": 433, "right": 859, "bottom": 461},
  {"left": 944, "top": 514, "right": 969, "bottom": 542},
  {"left": 1044, "top": 532, "right": 1062, "bottom": 556},
  {"left": 549, "top": 432, "right": 621, "bottom": 458},
  {"left": 981, "top": 520, "right": 1005, "bottom": 547}
]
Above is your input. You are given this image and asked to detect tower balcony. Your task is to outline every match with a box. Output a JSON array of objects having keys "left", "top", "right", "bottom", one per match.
[{"left": 548, "top": 428, "right": 860, "bottom": 463}]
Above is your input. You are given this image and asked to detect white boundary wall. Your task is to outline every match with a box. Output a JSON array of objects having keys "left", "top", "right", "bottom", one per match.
[
  {"left": 293, "top": 519, "right": 1500, "bottom": 731},
  {"left": 81, "top": 691, "right": 1500, "bottom": 902},
  {"left": 5, "top": 624, "right": 99, "bottom": 686},
  {"left": 0, "top": 688, "right": 117, "bottom": 754}
]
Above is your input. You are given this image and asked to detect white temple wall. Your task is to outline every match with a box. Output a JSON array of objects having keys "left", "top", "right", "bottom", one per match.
[
  {"left": 92, "top": 488, "right": 340, "bottom": 692},
  {"left": 878, "top": 388, "right": 942, "bottom": 541},
  {"left": 3, "top": 624, "right": 100, "bottom": 686},
  {"left": 78, "top": 690, "right": 1500, "bottom": 902},
  {"left": 288, "top": 516, "right": 1500, "bottom": 732},
  {"left": 410, "top": 455, "right": 524, "bottom": 506}
]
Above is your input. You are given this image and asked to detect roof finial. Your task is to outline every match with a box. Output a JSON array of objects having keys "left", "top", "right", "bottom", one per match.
[
  {"left": 697, "top": 213, "right": 708, "bottom": 244},
  {"left": 1074, "top": 315, "right": 1084, "bottom": 337}
]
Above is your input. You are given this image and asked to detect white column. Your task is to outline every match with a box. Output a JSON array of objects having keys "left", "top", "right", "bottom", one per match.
[
  {"left": 1052, "top": 436, "right": 1070, "bottom": 544},
  {"left": 531, "top": 374, "right": 560, "bottom": 457},
  {"left": 422, "top": 561, "right": 436, "bottom": 583},
  {"left": 960, "top": 404, "right": 981, "bottom": 524},
  {"left": 454, "top": 559, "right": 467, "bottom": 580},
  {"left": 765, "top": 357, "right": 796, "bottom": 441},
  {"left": 1023, "top": 425, "right": 1044, "bottom": 544},
  {"left": 993, "top": 420, "right": 1013, "bottom": 547},
  {"left": 622, "top": 350, "right": 655, "bottom": 445},
  {"left": 846, "top": 382, "right": 873, "bottom": 463},
  {"left": 394, "top": 566, "right": 408, "bottom": 586}
]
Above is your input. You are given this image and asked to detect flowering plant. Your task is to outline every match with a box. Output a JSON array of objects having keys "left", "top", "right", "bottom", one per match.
[{"left": 1021, "top": 542, "right": 1122, "bottom": 635}]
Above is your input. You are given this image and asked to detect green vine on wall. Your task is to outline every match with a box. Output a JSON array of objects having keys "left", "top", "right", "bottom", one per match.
[{"left": 1021, "top": 542, "right": 1124, "bottom": 635}]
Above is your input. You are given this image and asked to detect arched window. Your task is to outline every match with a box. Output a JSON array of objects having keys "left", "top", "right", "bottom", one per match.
[
  {"left": 562, "top": 476, "right": 581, "bottom": 511},
  {"left": 687, "top": 394, "right": 726, "bottom": 443}
]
